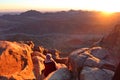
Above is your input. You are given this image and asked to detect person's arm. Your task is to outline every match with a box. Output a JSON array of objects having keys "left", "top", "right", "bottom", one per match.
[{"left": 51, "top": 59, "right": 58, "bottom": 69}]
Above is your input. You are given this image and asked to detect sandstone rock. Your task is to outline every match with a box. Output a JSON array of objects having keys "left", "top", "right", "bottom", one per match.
[
  {"left": 32, "top": 55, "right": 45, "bottom": 80},
  {"left": 68, "top": 47, "right": 115, "bottom": 80},
  {"left": 33, "top": 46, "right": 45, "bottom": 53},
  {"left": 68, "top": 48, "right": 92, "bottom": 80},
  {"left": 101, "top": 25, "right": 120, "bottom": 65},
  {"left": 44, "top": 68, "right": 72, "bottom": 80},
  {"left": 80, "top": 67, "right": 114, "bottom": 80},
  {"left": 0, "top": 41, "right": 34, "bottom": 79},
  {"left": 55, "top": 57, "right": 68, "bottom": 65},
  {"left": 90, "top": 47, "right": 110, "bottom": 60},
  {"left": 112, "top": 63, "right": 120, "bottom": 80},
  {"left": 90, "top": 47, "right": 115, "bottom": 71}
]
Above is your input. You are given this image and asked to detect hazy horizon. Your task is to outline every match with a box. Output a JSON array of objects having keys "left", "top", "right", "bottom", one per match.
[
  {"left": 1, "top": 0, "right": 120, "bottom": 13},
  {"left": 0, "top": 9, "right": 104, "bottom": 13}
]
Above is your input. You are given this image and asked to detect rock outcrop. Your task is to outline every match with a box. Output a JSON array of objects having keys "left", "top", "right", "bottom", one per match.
[
  {"left": 44, "top": 68, "right": 72, "bottom": 80},
  {"left": 0, "top": 25, "right": 119, "bottom": 80},
  {"left": 0, "top": 41, "right": 34, "bottom": 79},
  {"left": 81, "top": 67, "right": 114, "bottom": 80},
  {"left": 68, "top": 25, "right": 120, "bottom": 80},
  {"left": 112, "top": 63, "right": 120, "bottom": 80},
  {"left": 101, "top": 25, "right": 120, "bottom": 65},
  {"left": 31, "top": 51, "right": 45, "bottom": 80},
  {"left": 0, "top": 41, "right": 68, "bottom": 80},
  {"left": 68, "top": 47, "right": 115, "bottom": 80}
]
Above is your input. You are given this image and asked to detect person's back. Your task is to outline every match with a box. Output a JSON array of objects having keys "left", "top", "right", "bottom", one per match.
[{"left": 43, "top": 54, "right": 57, "bottom": 77}]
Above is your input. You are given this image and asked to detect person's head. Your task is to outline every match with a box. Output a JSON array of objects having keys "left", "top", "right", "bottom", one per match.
[{"left": 46, "top": 53, "right": 52, "bottom": 60}]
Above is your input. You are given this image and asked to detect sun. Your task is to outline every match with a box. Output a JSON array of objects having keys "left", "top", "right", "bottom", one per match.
[
  {"left": 72, "top": 0, "right": 120, "bottom": 14},
  {"left": 101, "top": 11, "right": 115, "bottom": 16},
  {"left": 90, "top": 0, "right": 119, "bottom": 13},
  {"left": 99, "top": 8, "right": 117, "bottom": 14}
]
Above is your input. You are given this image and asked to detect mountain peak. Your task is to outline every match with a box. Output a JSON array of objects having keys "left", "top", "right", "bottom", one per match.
[{"left": 20, "top": 10, "right": 42, "bottom": 16}]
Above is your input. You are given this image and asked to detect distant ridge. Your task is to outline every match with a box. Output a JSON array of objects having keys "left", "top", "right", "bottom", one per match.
[{"left": 20, "top": 10, "right": 42, "bottom": 16}]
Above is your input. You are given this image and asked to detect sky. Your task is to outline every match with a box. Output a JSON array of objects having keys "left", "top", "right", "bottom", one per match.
[{"left": 0, "top": 0, "right": 120, "bottom": 12}]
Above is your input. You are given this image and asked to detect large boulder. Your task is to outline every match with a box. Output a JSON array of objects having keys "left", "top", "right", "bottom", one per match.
[
  {"left": 68, "top": 47, "right": 115, "bottom": 80},
  {"left": 44, "top": 68, "right": 72, "bottom": 80},
  {"left": 0, "top": 41, "right": 34, "bottom": 79},
  {"left": 31, "top": 51, "right": 45, "bottom": 80},
  {"left": 90, "top": 47, "right": 110, "bottom": 60},
  {"left": 80, "top": 67, "right": 114, "bottom": 80}
]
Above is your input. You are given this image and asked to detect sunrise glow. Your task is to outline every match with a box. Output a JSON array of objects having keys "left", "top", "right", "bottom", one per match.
[{"left": 0, "top": 0, "right": 120, "bottom": 13}]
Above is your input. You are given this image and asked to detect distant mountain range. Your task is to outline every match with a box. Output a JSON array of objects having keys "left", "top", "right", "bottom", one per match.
[
  {"left": 0, "top": 10, "right": 119, "bottom": 35},
  {"left": 0, "top": 10, "right": 119, "bottom": 51}
]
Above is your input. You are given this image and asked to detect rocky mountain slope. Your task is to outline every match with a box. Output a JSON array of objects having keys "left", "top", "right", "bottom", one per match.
[
  {"left": 0, "top": 25, "right": 120, "bottom": 80},
  {"left": 101, "top": 24, "right": 120, "bottom": 65},
  {"left": 66, "top": 25, "right": 120, "bottom": 80},
  {"left": 0, "top": 10, "right": 120, "bottom": 80},
  {"left": 0, "top": 10, "right": 119, "bottom": 54},
  {"left": 0, "top": 41, "right": 34, "bottom": 79}
]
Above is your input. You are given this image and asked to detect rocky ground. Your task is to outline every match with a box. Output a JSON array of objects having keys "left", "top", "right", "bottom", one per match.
[{"left": 0, "top": 25, "right": 120, "bottom": 80}]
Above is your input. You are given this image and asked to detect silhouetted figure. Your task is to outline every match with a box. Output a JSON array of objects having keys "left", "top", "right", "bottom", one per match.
[
  {"left": 112, "top": 63, "right": 120, "bottom": 80},
  {"left": 43, "top": 54, "right": 57, "bottom": 77}
]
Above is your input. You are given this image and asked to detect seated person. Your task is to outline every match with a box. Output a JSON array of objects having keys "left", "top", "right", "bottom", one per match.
[{"left": 43, "top": 53, "right": 57, "bottom": 77}]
